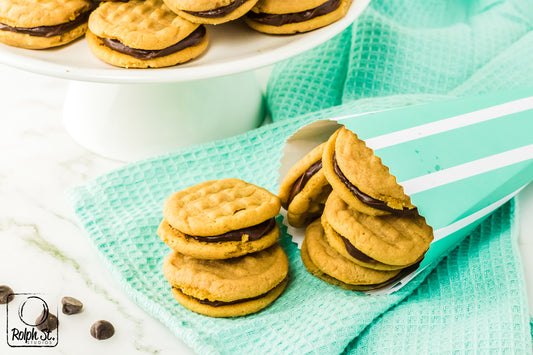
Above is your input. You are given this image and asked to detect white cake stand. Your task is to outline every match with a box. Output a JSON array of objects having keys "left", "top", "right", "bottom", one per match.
[{"left": 0, "top": 0, "right": 369, "bottom": 161}]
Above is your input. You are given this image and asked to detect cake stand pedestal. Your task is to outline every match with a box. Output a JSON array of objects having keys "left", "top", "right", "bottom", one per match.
[{"left": 63, "top": 72, "right": 264, "bottom": 161}]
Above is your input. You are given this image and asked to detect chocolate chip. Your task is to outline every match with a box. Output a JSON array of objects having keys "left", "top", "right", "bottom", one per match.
[
  {"left": 36, "top": 310, "right": 59, "bottom": 332},
  {"left": 61, "top": 296, "right": 83, "bottom": 315},
  {"left": 90, "top": 320, "right": 114, "bottom": 340},
  {"left": 0, "top": 285, "right": 14, "bottom": 304}
]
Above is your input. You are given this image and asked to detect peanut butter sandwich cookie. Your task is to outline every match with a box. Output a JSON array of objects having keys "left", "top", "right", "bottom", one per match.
[
  {"left": 279, "top": 143, "right": 332, "bottom": 228},
  {"left": 0, "top": 0, "right": 93, "bottom": 49},
  {"left": 159, "top": 178, "right": 281, "bottom": 259},
  {"left": 322, "top": 193, "right": 433, "bottom": 270},
  {"left": 301, "top": 220, "right": 402, "bottom": 291},
  {"left": 322, "top": 127, "right": 417, "bottom": 216},
  {"left": 87, "top": 0, "right": 208, "bottom": 68},
  {"left": 163, "top": 0, "right": 259, "bottom": 25},
  {"left": 163, "top": 244, "right": 288, "bottom": 317},
  {"left": 245, "top": 0, "right": 353, "bottom": 34}
]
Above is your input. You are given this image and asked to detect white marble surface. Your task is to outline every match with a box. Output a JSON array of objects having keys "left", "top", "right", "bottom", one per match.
[
  {"left": 0, "top": 65, "right": 195, "bottom": 355},
  {"left": 0, "top": 64, "right": 531, "bottom": 354}
]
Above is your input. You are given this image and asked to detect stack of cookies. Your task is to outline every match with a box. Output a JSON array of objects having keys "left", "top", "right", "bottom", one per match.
[
  {"left": 158, "top": 178, "right": 289, "bottom": 317},
  {"left": 0, "top": 0, "right": 355, "bottom": 68},
  {"left": 280, "top": 127, "right": 434, "bottom": 291}
]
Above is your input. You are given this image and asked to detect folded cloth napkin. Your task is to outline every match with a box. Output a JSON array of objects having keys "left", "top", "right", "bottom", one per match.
[{"left": 68, "top": 0, "right": 533, "bottom": 353}]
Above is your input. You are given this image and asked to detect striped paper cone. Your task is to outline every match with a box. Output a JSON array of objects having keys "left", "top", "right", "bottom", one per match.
[{"left": 279, "top": 87, "right": 533, "bottom": 294}]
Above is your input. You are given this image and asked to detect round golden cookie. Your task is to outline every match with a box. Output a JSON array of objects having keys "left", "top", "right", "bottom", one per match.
[
  {"left": 302, "top": 219, "right": 400, "bottom": 287},
  {"left": 301, "top": 234, "right": 417, "bottom": 291},
  {"left": 301, "top": 235, "right": 371, "bottom": 291},
  {"left": 157, "top": 218, "right": 279, "bottom": 259},
  {"left": 163, "top": 178, "right": 281, "bottom": 237},
  {"left": 321, "top": 214, "right": 410, "bottom": 271},
  {"left": 300, "top": 235, "right": 403, "bottom": 291},
  {"left": 164, "top": 0, "right": 260, "bottom": 25},
  {"left": 253, "top": 0, "right": 328, "bottom": 14},
  {"left": 324, "top": 192, "right": 433, "bottom": 266},
  {"left": 0, "top": 0, "right": 92, "bottom": 28},
  {"left": 278, "top": 143, "right": 331, "bottom": 228},
  {"left": 0, "top": 0, "right": 92, "bottom": 49},
  {"left": 86, "top": 29, "right": 208, "bottom": 68},
  {"left": 163, "top": 244, "right": 289, "bottom": 317},
  {"left": 89, "top": 0, "right": 199, "bottom": 50},
  {"left": 171, "top": 278, "right": 287, "bottom": 318},
  {"left": 87, "top": 0, "right": 208, "bottom": 68},
  {"left": 322, "top": 127, "right": 416, "bottom": 216},
  {"left": 244, "top": 0, "right": 353, "bottom": 34}
]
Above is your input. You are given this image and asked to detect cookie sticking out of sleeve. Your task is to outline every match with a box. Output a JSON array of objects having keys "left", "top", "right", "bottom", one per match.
[
  {"left": 244, "top": 0, "right": 353, "bottom": 34},
  {"left": 87, "top": 0, "right": 208, "bottom": 68},
  {"left": 278, "top": 143, "right": 331, "bottom": 228},
  {"left": 322, "top": 127, "right": 417, "bottom": 216},
  {"left": 322, "top": 193, "right": 433, "bottom": 269},
  {"left": 300, "top": 220, "right": 405, "bottom": 291},
  {"left": 0, "top": 0, "right": 93, "bottom": 49}
]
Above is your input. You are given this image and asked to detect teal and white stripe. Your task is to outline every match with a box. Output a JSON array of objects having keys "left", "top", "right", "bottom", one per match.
[{"left": 363, "top": 96, "right": 533, "bottom": 150}]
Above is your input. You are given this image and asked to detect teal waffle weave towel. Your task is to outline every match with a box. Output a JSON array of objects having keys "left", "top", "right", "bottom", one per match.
[
  {"left": 68, "top": 110, "right": 532, "bottom": 354},
  {"left": 68, "top": 0, "right": 533, "bottom": 353}
]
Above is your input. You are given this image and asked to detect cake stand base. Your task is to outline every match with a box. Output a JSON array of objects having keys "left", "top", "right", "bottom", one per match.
[{"left": 63, "top": 72, "right": 265, "bottom": 161}]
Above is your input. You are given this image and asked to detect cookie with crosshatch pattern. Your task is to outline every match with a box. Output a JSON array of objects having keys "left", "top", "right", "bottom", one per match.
[
  {"left": 87, "top": 0, "right": 208, "bottom": 68},
  {"left": 0, "top": 0, "right": 93, "bottom": 49},
  {"left": 163, "top": 0, "right": 260, "bottom": 25},
  {"left": 323, "top": 192, "right": 433, "bottom": 268},
  {"left": 301, "top": 219, "right": 402, "bottom": 291},
  {"left": 159, "top": 178, "right": 281, "bottom": 259},
  {"left": 163, "top": 244, "right": 288, "bottom": 317},
  {"left": 245, "top": 0, "right": 353, "bottom": 34}
]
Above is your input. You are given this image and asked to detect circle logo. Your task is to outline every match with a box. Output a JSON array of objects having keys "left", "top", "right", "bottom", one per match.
[{"left": 18, "top": 296, "right": 49, "bottom": 327}]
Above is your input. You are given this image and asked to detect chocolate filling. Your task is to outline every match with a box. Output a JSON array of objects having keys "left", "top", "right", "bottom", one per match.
[
  {"left": 101, "top": 25, "right": 206, "bottom": 60},
  {"left": 183, "top": 0, "right": 249, "bottom": 18},
  {"left": 340, "top": 235, "right": 378, "bottom": 264},
  {"left": 0, "top": 10, "right": 91, "bottom": 37},
  {"left": 187, "top": 218, "right": 276, "bottom": 243},
  {"left": 247, "top": 0, "right": 341, "bottom": 26},
  {"left": 332, "top": 154, "right": 415, "bottom": 215},
  {"left": 196, "top": 293, "right": 264, "bottom": 307},
  {"left": 360, "top": 261, "right": 421, "bottom": 290},
  {"left": 196, "top": 289, "right": 269, "bottom": 307},
  {"left": 287, "top": 160, "right": 322, "bottom": 205}
]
